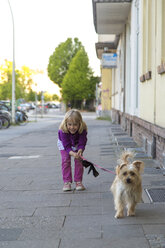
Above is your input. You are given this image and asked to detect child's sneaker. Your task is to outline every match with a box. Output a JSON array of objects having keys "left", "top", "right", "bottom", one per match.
[
  {"left": 63, "top": 182, "right": 71, "bottom": 192},
  {"left": 75, "top": 182, "right": 85, "bottom": 191}
]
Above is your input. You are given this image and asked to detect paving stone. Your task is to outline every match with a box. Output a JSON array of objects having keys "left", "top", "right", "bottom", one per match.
[
  {"left": 135, "top": 153, "right": 151, "bottom": 158},
  {"left": 0, "top": 228, "right": 22, "bottom": 241},
  {"left": 150, "top": 180, "right": 165, "bottom": 186},
  {"left": 0, "top": 216, "right": 65, "bottom": 229},
  {"left": 143, "top": 225, "right": 165, "bottom": 234},
  {"left": 34, "top": 205, "right": 102, "bottom": 216},
  {"left": 0, "top": 208, "right": 35, "bottom": 218},
  {"left": 102, "top": 224, "right": 144, "bottom": 238},
  {"left": 18, "top": 227, "right": 60, "bottom": 240},
  {"left": 60, "top": 225, "right": 102, "bottom": 239},
  {"left": 0, "top": 240, "right": 60, "bottom": 248},
  {"left": 60, "top": 237, "right": 150, "bottom": 248}
]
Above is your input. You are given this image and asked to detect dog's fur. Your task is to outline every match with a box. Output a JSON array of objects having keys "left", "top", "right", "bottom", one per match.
[{"left": 110, "top": 151, "right": 144, "bottom": 218}]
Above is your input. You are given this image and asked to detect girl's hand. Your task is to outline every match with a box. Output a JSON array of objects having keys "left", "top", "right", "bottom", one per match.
[
  {"left": 69, "top": 150, "right": 83, "bottom": 160},
  {"left": 69, "top": 151, "right": 79, "bottom": 159},
  {"left": 77, "top": 149, "right": 83, "bottom": 158},
  {"left": 77, "top": 149, "right": 83, "bottom": 156}
]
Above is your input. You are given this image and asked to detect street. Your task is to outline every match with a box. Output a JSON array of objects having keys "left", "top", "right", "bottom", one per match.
[{"left": 0, "top": 110, "right": 165, "bottom": 248}]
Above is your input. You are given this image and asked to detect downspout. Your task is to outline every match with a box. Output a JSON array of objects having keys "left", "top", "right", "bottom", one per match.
[
  {"left": 123, "top": 24, "right": 127, "bottom": 113},
  {"left": 154, "top": 1, "right": 157, "bottom": 124}
]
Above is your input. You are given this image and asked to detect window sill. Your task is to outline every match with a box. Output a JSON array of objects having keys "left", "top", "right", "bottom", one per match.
[
  {"left": 140, "top": 71, "right": 152, "bottom": 82},
  {"left": 157, "top": 64, "right": 165, "bottom": 74},
  {"left": 145, "top": 71, "right": 152, "bottom": 80},
  {"left": 140, "top": 74, "right": 145, "bottom": 82}
]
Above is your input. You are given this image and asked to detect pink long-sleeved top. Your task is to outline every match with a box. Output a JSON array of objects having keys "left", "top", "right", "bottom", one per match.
[{"left": 58, "top": 129, "right": 87, "bottom": 154}]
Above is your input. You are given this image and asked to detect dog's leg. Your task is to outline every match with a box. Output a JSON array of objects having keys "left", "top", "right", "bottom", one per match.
[
  {"left": 127, "top": 202, "right": 136, "bottom": 216},
  {"left": 114, "top": 197, "right": 124, "bottom": 218}
]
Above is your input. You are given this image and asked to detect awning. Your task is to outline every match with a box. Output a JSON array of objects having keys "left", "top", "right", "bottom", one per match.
[
  {"left": 92, "top": 0, "right": 132, "bottom": 35},
  {"left": 95, "top": 35, "right": 120, "bottom": 59}
]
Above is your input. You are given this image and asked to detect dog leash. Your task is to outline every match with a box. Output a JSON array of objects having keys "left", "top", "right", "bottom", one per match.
[{"left": 80, "top": 155, "right": 116, "bottom": 175}]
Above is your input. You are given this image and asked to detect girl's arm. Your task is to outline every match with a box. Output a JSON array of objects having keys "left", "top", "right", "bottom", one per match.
[
  {"left": 77, "top": 130, "right": 87, "bottom": 151},
  {"left": 59, "top": 130, "right": 72, "bottom": 154}
]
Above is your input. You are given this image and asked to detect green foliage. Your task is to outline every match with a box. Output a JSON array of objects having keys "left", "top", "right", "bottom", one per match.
[
  {"left": 0, "top": 60, "right": 36, "bottom": 101},
  {"left": 61, "top": 48, "right": 99, "bottom": 109},
  {"left": 61, "top": 48, "right": 88, "bottom": 105},
  {"left": 37, "top": 92, "right": 42, "bottom": 101},
  {"left": 52, "top": 94, "right": 59, "bottom": 101},
  {"left": 0, "top": 61, "right": 26, "bottom": 100},
  {"left": 47, "top": 37, "right": 100, "bottom": 109},
  {"left": 26, "top": 89, "right": 36, "bottom": 102},
  {"left": 20, "top": 65, "right": 34, "bottom": 92},
  {"left": 47, "top": 38, "right": 83, "bottom": 87},
  {"left": 97, "top": 116, "right": 111, "bottom": 121},
  {"left": 44, "top": 92, "right": 54, "bottom": 102}
]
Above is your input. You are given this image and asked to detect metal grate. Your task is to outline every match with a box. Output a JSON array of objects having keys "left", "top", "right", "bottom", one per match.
[{"left": 145, "top": 188, "right": 165, "bottom": 202}]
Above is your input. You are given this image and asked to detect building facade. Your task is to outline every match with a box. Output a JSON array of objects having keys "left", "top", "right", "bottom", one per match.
[{"left": 92, "top": 0, "right": 165, "bottom": 166}]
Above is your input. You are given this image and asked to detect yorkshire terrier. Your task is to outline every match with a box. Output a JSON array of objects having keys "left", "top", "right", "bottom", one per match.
[{"left": 110, "top": 151, "right": 144, "bottom": 218}]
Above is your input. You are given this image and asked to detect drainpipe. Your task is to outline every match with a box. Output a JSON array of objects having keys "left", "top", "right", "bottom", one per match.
[{"left": 123, "top": 24, "right": 127, "bottom": 114}]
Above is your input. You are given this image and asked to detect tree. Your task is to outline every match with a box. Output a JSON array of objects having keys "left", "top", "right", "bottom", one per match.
[
  {"left": 61, "top": 48, "right": 95, "bottom": 109},
  {"left": 20, "top": 65, "right": 34, "bottom": 93},
  {"left": 0, "top": 61, "right": 26, "bottom": 100},
  {"left": 47, "top": 38, "right": 83, "bottom": 87},
  {"left": 85, "top": 74, "right": 100, "bottom": 110},
  {"left": 26, "top": 89, "right": 36, "bottom": 102},
  {"left": 52, "top": 94, "right": 60, "bottom": 101},
  {"left": 44, "top": 92, "right": 52, "bottom": 102},
  {"left": 0, "top": 60, "right": 35, "bottom": 101}
]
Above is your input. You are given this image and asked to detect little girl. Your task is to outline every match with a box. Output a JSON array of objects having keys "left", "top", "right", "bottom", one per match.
[{"left": 57, "top": 109, "right": 88, "bottom": 192}]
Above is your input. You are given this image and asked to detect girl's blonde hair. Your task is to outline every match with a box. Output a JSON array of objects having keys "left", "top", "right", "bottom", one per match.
[{"left": 59, "top": 109, "right": 87, "bottom": 134}]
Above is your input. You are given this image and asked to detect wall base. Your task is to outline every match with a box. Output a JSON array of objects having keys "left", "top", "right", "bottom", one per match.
[{"left": 112, "top": 109, "right": 165, "bottom": 168}]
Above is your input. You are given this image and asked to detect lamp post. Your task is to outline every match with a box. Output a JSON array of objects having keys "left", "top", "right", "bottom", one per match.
[
  {"left": 35, "top": 83, "right": 38, "bottom": 122},
  {"left": 7, "top": 0, "right": 15, "bottom": 123}
]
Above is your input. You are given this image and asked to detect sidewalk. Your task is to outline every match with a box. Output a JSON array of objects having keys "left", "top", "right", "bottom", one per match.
[{"left": 0, "top": 116, "right": 165, "bottom": 247}]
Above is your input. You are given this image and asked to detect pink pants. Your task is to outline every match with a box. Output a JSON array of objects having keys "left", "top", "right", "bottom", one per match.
[{"left": 60, "top": 150, "right": 84, "bottom": 183}]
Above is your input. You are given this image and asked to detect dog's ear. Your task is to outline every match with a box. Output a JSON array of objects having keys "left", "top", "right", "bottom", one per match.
[
  {"left": 120, "top": 163, "right": 127, "bottom": 170},
  {"left": 121, "top": 151, "right": 134, "bottom": 164},
  {"left": 116, "top": 163, "right": 127, "bottom": 174},
  {"left": 132, "top": 161, "right": 144, "bottom": 173}
]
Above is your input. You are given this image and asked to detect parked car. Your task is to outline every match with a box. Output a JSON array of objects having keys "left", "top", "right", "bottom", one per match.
[
  {"left": 28, "top": 102, "right": 36, "bottom": 110},
  {"left": 45, "top": 102, "right": 60, "bottom": 109}
]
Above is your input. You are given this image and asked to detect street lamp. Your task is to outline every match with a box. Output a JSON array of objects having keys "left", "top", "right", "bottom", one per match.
[
  {"left": 35, "top": 83, "right": 38, "bottom": 122},
  {"left": 7, "top": 0, "right": 15, "bottom": 123}
]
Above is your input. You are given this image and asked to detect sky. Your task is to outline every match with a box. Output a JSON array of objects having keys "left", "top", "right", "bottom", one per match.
[{"left": 0, "top": 0, "right": 100, "bottom": 94}]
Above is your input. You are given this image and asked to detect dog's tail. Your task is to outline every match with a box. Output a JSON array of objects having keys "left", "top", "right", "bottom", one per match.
[{"left": 118, "top": 150, "right": 135, "bottom": 164}]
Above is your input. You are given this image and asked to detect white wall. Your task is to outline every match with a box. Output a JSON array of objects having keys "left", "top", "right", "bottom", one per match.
[{"left": 112, "top": 0, "right": 140, "bottom": 117}]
